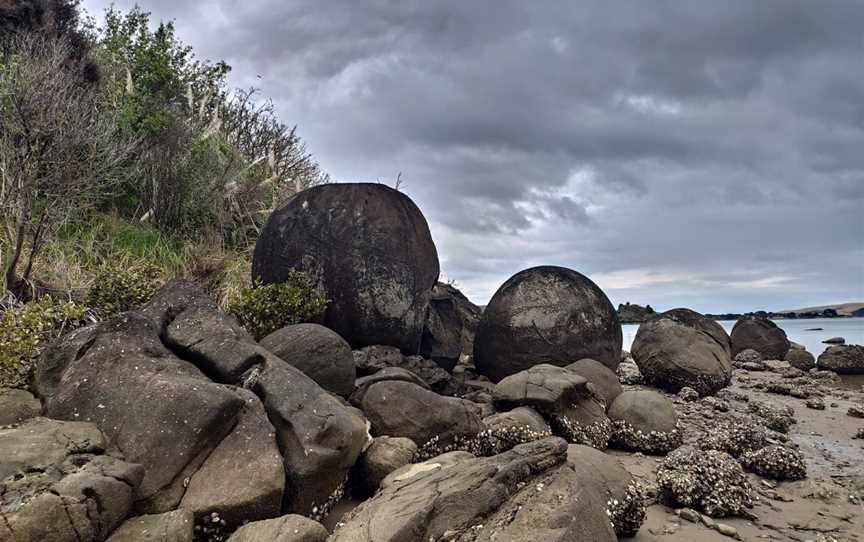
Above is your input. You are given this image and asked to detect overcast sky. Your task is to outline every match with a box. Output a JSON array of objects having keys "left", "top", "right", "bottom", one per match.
[{"left": 82, "top": 1, "right": 863, "bottom": 312}]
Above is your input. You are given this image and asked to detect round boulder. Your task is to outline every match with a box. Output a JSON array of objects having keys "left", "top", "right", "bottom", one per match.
[
  {"left": 631, "top": 308, "right": 732, "bottom": 395},
  {"left": 252, "top": 183, "right": 440, "bottom": 353},
  {"left": 565, "top": 358, "right": 623, "bottom": 408},
  {"left": 608, "top": 390, "right": 682, "bottom": 455},
  {"left": 785, "top": 348, "right": 815, "bottom": 371},
  {"left": 260, "top": 323, "right": 356, "bottom": 396},
  {"left": 473, "top": 266, "right": 622, "bottom": 382},
  {"left": 357, "top": 436, "right": 418, "bottom": 495},
  {"left": 730, "top": 316, "right": 790, "bottom": 360},
  {"left": 817, "top": 345, "right": 864, "bottom": 374}
]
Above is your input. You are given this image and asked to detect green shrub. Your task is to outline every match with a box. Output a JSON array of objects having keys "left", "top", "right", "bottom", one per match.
[
  {"left": 228, "top": 270, "right": 328, "bottom": 340},
  {"left": 0, "top": 296, "right": 87, "bottom": 388},
  {"left": 86, "top": 262, "right": 162, "bottom": 316}
]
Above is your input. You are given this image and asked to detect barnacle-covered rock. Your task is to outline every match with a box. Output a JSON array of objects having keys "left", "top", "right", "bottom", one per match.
[
  {"left": 700, "top": 420, "right": 768, "bottom": 458},
  {"left": 740, "top": 445, "right": 807, "bottom": 480},
  {"left": 567, "top": 444, "right": 647, "bottom": 537},
  {"left": 747, "top": 400, "right": 796, "bottom": 433},
  {"left": 806, "top": 397, "right": 825, "bottom": 410},
  {"left": 657, "top": 446, "right": 753, "bottom": 517},
  {"left": 678, "top": 387, "right": 700, "bottom": 402},
  {"left": 616, "top": 359, "right": 643, "bottom": 385},
  {"left": 734, "top": 349, "right": 762, "bottom": 364},
  {"left": 480, "top": 407, "right": 553, "bottom": 454},
  {"left": 608, "top": 390, "right": 682, "bottom": 455},
  {"left": 848, "top": 405, "right": 864, "bottom": 419}
]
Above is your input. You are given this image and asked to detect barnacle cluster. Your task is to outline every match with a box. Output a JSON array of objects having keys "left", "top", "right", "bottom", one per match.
[
  {"left": 740, "top": 445, "right": 807, "bottom": 481},
  {"left": 616, "top": 360, "right": 643, "bottom": 385},
  {"left": 550, "top": 414, "right": 612, "bottom": 450},
  {"left": 413, "top": 423, "right": 553, "bottom": 462},
  {"left": 194, "top": 512, "right": 229, "bottom": 542},
  {"left": 607, "top": 480, "right": 648, "bottom": 537},
  {"left": 847, "top": 405, "right": 864, "bottom": 419},
  {"left": 699, "top": 420, "right": 768, "bottom": 458},
  {"left": 310, "top": 475, "right": 348, "bottom": 522},
  {"left": 701, "top": 396, "right": 730, "bottom": 412},
  {"left": 747, "top": 400, "right": 796, "bottom": 433},
  {"left": 656, "top": 447, "right": 753, "bottom": 518},
  {"left": 677, "top": 387, "right": 700, "bottom": 402},
  {"left": 610, "top": 420, "right": 683, "bottom": 455},
  {"left": 806, "top": 397, "right": 826, "bottom": 410}
]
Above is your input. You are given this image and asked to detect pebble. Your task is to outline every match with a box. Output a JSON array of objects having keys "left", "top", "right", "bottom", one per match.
[
  {"left": 700, "top": 514, "right": 716, "bottom": 529},
  {"left": 716, "top": 523, "right": 740, "bottom": 539},
  {"left": 678, "top": 508, "right": 701, "bottom": 523}
]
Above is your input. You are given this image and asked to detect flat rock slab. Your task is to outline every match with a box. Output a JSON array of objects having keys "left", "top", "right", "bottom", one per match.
[
  {"left": 107, "top": 509, "right": 194, "bottom": 542},
  {"left": 331, "top": 437, "right": 615, "bottom": 542},
  {"left": 0, "top": 417, "right": 145, "bottom": 542}
]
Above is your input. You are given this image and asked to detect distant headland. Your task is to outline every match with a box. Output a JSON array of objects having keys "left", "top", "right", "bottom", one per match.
[{"left": 618, "top": 302, "right": 864, "bottom": 323}]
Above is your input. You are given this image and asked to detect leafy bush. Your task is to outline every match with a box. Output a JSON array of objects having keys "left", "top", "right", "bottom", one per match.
[
  {"left": 86, "top": 262, "right": 162, "bottom": 316},
  {"left": 228, "top": 270, "right": 328, "bottom": 340},
  {"left": 0, "top": 296, "right": 87, "bottom": 388}
]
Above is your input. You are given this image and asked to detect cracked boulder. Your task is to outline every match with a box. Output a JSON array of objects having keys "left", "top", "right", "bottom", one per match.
[
  {"left": 248, "top": 357, "right": 369, "bottom": 516},
  {"left": 252, "top": 183, "right": 440, "bottom": 353},
  {"left": 259, "top": 323, "right": 356, "bottom": 396},
  {"left": 419, "top": 282, "right": 482, "bottom": 371},
  {"left": 730, "top": 315, "right": 790, "bottom": 361},
  {"left": 33, "top": 313, "right": 245, "bottom": 513},
  {"left": 492, "top": 364, "right": 611, "bottom": 449},
  {"left": 140, "top": 279, "right": 267, "bottom": 384},
  {"left": 632, "top": 308, "right": 733, "bottom": 395},
  {"left": 358, "top": 380, "right": 483, "bottom": 454},
  {"left": 179, "top": 388, "right": 284, "bottom": 529},
  {"left": 0, "top": 417, "right": 145, "bottom": 542},
  {"left": 330, "top": 437, "right": 616, "bottom": 542},
  {"left": 473, "top": 265, "right": 622, "bottom": 382}
]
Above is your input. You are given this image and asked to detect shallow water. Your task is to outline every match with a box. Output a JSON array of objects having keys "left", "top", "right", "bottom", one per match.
[{"left": 622, "top": 317, "right": 864, "bottom": 357}]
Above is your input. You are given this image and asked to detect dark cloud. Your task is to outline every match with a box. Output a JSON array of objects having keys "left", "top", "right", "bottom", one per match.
[{"left": 82, "top": 0, "right": 864, "bottom": 311}]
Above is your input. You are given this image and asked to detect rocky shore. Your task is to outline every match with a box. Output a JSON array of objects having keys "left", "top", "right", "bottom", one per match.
[{"left": 2, "top": 183, "right": 862, "bottom": 542}]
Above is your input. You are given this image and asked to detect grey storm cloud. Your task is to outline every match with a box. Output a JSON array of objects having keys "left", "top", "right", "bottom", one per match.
[{"left": 82, "top": 0, "right": 864, "bottom": 311}]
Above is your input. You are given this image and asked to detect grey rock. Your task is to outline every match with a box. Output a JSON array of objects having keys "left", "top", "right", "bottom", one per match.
[
  {"left": 0, "top": 387, "right": 41, "bottom": 425},
  {"left": 817, "top": 345, "right": 864, "bottom": 374},
  {"left": 565, "top": 358, "right": 623, "bottom": 408},
  {"left": 180, "top": 388, "right": 284, "bottom": 529},
  {"left": 493, "top": 364, "right": 610, "bottom": 449},
  {"left": 567, "top": 444, "right": 646, "bottom": 536},
  {"left": 608, "top": 390, "right": 682, "bottom": 455},
  {"left": 823, "top": 336, "right": 845, "bottom": 344},
  {"left": 785, "top": 348, "right": 815, "bottom": 371},
  {"left": 481, "top": 406, "right": 553, "bottom": 453},
  {"left": 349, "top": 366, "right": 430, "bottom": 406},
  {"left": 0, "top": 417, "right": 145, "bottom": 542},
  {"left": 332, "top": 437, "right": 616, "bottom": 542},
  {"left": 473, "top": 266, "right": 622, "bottom": 382},
  {"left": 730, "top": 316, "right": 790, "bottom": 360},
  {"left": 251, "top": 357, "right": 369, "bottom": 515},
  {"left": 228, "top": 514, "right": 328, "bottom": 542},
  {"left": 357, "top": 436, "right": 418, "bottom": 494},
  {"left": 34, "top": 313, "right": 244, "bottom": 513},
  {"left": 657, "top": 446, "right": 752, "bottom": 517},
  {"left": 252, "top": 183, "right": 440, "bottom": 353},
  {"left": 632, "top": 308, "right": 732, "bottom": 395},
  {"left": 107, "top": 510, "right": 194, "bottom": 542},
  {"left": 359, "top": 380, "right": 483, "bottom": 450},
  {"left": 353, "top": 344, "right": 462, "bottom": 395},
  {"left": 420, "top": 282, "right": 482, "bottom": 371},
  {"left": 260, "top": 323, "right": 356, "bottom": 396}
]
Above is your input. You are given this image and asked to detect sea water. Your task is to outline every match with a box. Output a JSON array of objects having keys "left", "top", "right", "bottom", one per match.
[{"left": 622, "top": 317, "right": 864, "bottom": 356}]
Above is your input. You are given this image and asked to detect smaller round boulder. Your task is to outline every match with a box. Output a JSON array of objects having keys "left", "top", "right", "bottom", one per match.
[
  {"left": 632, "top": 308, "right": 732, "bottom": 395},
  {"left": 608, "top": 390, "right": 682, "bottom": 455},
  {"left": 260, "top": 323, "right": 356, "bottom": 396},
  {"left": 565, "top": 358, "right": 623, "bottom": 408},
  {"left": 473, "top": 266, "right": 622, "bottom": 382},
  {"left": 785, "top": 348, "right": 815, "bottom": 371},
  {"left": 817, "top": 345, "right": 864, "bottom": 374},
  {"left": 657, "top": 446, "right": 752, "bottom": 517},
  {"left": 730, "top": 316, "right": 790, "bottom": 360},
  {"left": 357, "top": 436, "right": 418, "bottom": 495}
]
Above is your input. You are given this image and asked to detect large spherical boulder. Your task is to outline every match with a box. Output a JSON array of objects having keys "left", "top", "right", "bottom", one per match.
[
  {"left": 785, "top": 348, "right": 815, "bottom": 371},
  {"left": 730, "top": 316, "right": 790, "bottom": 360},
  {"left": 473, "top": 266, "right": 622, "bottom": 382},
  {"left": 252, "top": 183, "right": 440, "bottom": 353},
  {"left": 632, "top": 308, "right": 732, "bottom": 395},
  {"left": 259, "top": 323, "right": 356, "bottom": 396}
]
